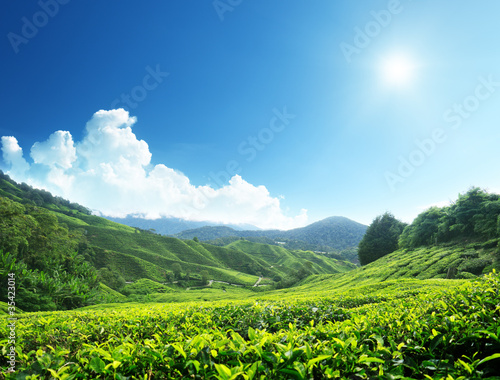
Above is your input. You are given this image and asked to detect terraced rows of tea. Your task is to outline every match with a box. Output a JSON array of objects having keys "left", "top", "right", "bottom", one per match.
[{"left": 2, "top": 273, "right": 500, "bottom": 379}]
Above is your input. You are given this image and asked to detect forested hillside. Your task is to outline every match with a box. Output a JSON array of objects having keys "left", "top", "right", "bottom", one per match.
[
  {"left": 174, "top": 216, "right": 367, "bottom": 251},
  {"left": 399, "top": 187, "right": 500, "bottom": 248},
  {"left": 0, "top": 196, "right": 98, "bottom": 311},
  {"left": 358, "top": 188, "right": 500, "bottom": 268}
]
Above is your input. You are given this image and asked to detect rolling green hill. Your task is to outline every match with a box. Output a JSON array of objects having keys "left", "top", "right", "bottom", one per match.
[
  {"left": 0, "top": 172, "right": 355, "bottom": 312},
  {"left": 272, "top": 240, "right": 499, "bottom": 299},
  {"left": 226, "top": 240, "right": 355, "bottom": 277},
  {"left": 72, "top": 216, "right": 355, "bottom": 284}
]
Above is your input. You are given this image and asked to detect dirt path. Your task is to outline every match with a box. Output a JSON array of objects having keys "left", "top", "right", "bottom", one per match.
[{"left": 253, "top": 276, "right": 263, "bottom": 287}]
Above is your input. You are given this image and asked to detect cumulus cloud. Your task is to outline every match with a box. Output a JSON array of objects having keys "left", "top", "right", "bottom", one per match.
[
  {"left": 0, "top": 109, "right": 307, "bottom": 230},
  {"left": 1, "top": 136, "right": 30, "bottom": 178},
  {"left": 31, "top": 130, "right": 76, "bottom": 169}
]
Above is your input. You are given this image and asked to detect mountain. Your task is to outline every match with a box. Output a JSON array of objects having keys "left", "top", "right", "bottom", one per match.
[
  {"left": 0, "top": 171, "right": 355, "bottom": 312},
  {"left": 104, "top": 216, "right": 260, "bottom": 235},
  {"left": 174, "top": 216, "right": 368, "bottom": 251}
]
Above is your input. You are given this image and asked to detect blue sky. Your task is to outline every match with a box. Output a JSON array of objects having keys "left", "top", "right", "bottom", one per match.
[{"left": 1, "top": 0, "right": 500, "bottom": 228}]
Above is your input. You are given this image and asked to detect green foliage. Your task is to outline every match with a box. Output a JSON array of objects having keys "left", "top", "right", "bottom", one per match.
[
  {"left": 400, "top": 188, "right": 500, "bottom": 249},
  {"left": 0, "top": 197, "right": 87, "bottom": 274},
  {"left": 358, "top": 212, "right": 406, "bottom": 266},
  {"left": 338, "top": 247, "right": 359, "bottom": 264},
  {"left": 0, "top": 176, "right": 102, "bottom": 312},
  {"left": 171, "top": 263, "right": 182, "bottom": 280},
  {"left": 228, "top": 240, "right": 355, "bottom": 276},
  {"left": 200, "top": 270, "right": 210, "bottom": 285},
  {"left": 2, "top": 272, "right": 500, "bottom": 379},
  {"left": 0, "top": 250, "right": 99, "bottom": 312},
  {"left": 0, "top": 194, "right": 100, "bottom": 312},
  {"left": 0, "top": 301, "right": 22, "bottom": 316},
  {"left": 399, "top": 207, "right": 446, "bottom": 248},
  {"left": 303, "top": 243, "right": 496, "bottom": 294},
  {"left": 94, "top": 283, "right": 128, "bottom": 304},
  {"left": 457, "top": 257, "right": 490, "bottom": 275},
  {"left": 97, "top": 267, "right": 126, "bottom": 291}
]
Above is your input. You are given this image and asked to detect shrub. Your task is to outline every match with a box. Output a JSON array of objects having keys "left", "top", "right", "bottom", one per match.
[
  {"left": 457, "top": 258, "right": 491, "bottom": 275},
  {"left": 121, "top": 278, "right": 171, "bottom": 296},
  {"left": 456, "top": 271, "right": 477, "bottom": 279}
]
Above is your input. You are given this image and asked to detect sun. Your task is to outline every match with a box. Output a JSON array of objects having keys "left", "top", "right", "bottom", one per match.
[{"left": 380, "top": 55, "right": 416, "bottom": 86}]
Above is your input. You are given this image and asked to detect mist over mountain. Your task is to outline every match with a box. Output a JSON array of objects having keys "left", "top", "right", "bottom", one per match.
[{"left": 105, "top": 216, "right": 261, "bottom": 235}]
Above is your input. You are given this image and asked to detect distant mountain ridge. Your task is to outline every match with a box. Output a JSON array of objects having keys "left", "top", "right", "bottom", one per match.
[
  {"left": 105, "top": 216, "right": 260, "bottom": 235},
  {"left": 174, "top": 216, "right": 367, "bottom": 251}
]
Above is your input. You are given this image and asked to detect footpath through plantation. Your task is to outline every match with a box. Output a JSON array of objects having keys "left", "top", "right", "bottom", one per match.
[{"left": 2, "top": 273, "right": 500, "bottom": 379}]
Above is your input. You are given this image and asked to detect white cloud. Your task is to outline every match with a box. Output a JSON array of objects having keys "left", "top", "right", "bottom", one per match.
[
  {"left": 0, "top": 109, "right": 308, "bottom": 230},
  {"left": 31, "top": 130, "right": 76, "bottom": 169},
  {"left": 1, "top": 136, "right": 30, "bottom": 178}
]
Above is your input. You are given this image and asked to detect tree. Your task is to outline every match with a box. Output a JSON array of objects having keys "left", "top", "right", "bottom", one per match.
[
  {"left": 171, "top": 263, "right": 182, "bottom": 280},
  {"left": 200, "top": 270, "right": 209, "bottom": 285},
  {"left": 398, "top": 188, "right": 500, "bottom": 249},
  {"left": 165, "top": 271, "right": 174, "bottom": 283},
  {"left": 358, "top": 212, "right": 406, "bottom": 266},
  {"left": 98, "top": 267, "right": 125, "bottom": 291},
  {"left": 398, "top": 207, "right": 446, "bottom": 248},
  {"left": 193, "top": 237, "right": 199, "bottom": 243},
  {"left": 452, "top": 187, "right": 489, "bottom": 236},
  {"left": 497, "top": 214, "right": 500, "bottom": 236}
]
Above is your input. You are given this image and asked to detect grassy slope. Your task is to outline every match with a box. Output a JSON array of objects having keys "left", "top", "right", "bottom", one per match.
[
  {"left": 275, "top": 242, "right": 498, "bottom": 299},
  {"left": 49, "top": 206, "right": 353, "bottom": 288},
  {"left": 226, "top": 240, "right": 356, "bottom": 276},
  {"left": 82, "top": 242, "right": 493, "bottom": 308}
]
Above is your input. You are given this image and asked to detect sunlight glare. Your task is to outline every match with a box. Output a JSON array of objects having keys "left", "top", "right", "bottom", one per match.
[{"left": 381, "top": 55, "right": 415, "bottom": 87}]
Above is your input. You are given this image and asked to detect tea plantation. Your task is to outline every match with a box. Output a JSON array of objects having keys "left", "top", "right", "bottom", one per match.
[{"left": 2, "top": 272, "right": 500, "bottom": 379}]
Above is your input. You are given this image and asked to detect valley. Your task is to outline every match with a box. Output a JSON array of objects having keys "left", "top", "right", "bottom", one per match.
[{"left": 1, "top": 173, "right": 500, "bottom": 378}]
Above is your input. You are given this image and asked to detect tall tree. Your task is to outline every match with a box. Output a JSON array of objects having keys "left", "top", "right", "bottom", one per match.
[
  {"left": 358, "top": 212, "right": 406, "bottom": 266},
  {"left": 398, "top": 207, "right": 447, "bottom": 248},
  {"left": 171, "top": 263, "right": 182, "bottom": 280}
]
